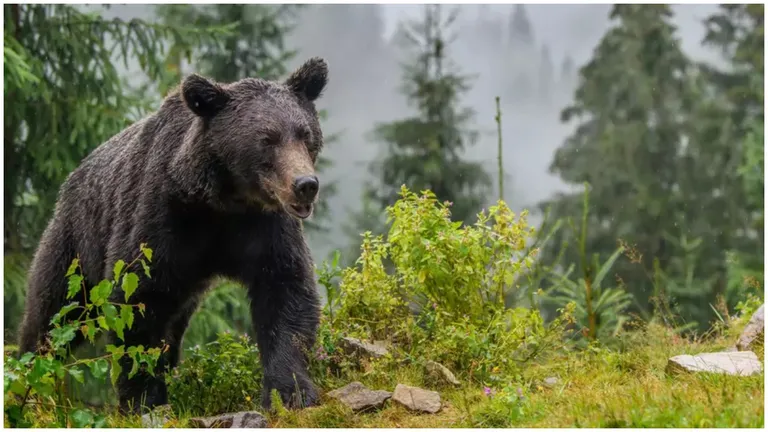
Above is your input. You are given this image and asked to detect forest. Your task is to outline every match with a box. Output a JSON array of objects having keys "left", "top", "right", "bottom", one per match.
[{"left": 3, "top": 3, "right": 764, "bottom": 428}]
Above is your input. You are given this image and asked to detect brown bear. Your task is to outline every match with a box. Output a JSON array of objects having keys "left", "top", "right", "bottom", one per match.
[{"left": 18, "top": 57, "right": 330, "bottom": 413}]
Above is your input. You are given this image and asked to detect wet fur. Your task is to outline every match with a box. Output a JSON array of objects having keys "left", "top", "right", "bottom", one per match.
[{"left": 18, "top": 58, "right": 330, "bottom": 413}]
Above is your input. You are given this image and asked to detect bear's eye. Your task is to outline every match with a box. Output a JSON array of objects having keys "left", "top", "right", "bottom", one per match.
[
  {"left": 262, "top": 129, "right": 282, "bottom": 146},
  {"left": 296, "top": 127, "right": 311, "bottom": 142}
]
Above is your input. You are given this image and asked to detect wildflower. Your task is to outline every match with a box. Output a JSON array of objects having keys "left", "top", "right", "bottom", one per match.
[
  {"left": 492, "top": 366, "right": 500, "bottom": 374},
  {"left": 483, "top": 387, "right": 493, "bottom": 397},
  {"left": 245, "top": 395, "right": 252, "bottom": 402}
]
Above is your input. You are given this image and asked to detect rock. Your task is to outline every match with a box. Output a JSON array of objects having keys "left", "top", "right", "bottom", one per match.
[
  {"left": 391, "top": 384, "right": 441, "bottom": 414},
  {"left": 141, "top": 404, "right": 173, "bottom": 428},
  {"left": 666, "top": 351, "right": 762, "bottom": 377},
  {"left": 736, "top": 304, "right": 764, "bottom": 352},
  {"left": 189, "top": 411, "right": 267, "bottom": 428},
  {"left": 542, "top": 377, "right": 559, "bottom": 388},
  {"left": 425, "top": 361, "right": 460, "bottom": 386},
  {"left": 339, "top": 337, "right": 389, "bottom": 359},
  {"left": 326, "top": 381, "right": 392, "bottom": 412}
]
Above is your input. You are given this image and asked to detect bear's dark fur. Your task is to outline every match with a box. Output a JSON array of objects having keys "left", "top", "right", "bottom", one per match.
[{"left": 18, "top": 57, "right": 330, "bottom": 413}]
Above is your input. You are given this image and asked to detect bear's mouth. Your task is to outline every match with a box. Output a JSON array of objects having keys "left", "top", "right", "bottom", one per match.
[{"left": 288, "top": 203, "right": 313, "bottom": 219}]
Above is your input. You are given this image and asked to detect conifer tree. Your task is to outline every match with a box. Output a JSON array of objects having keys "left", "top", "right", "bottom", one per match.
[{"left": 348, "top": 5, "right": 491, "bottom": 258}]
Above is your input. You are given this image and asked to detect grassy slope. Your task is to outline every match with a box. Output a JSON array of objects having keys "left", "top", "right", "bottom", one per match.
[{"left": 15, "top": 321, "right": 763, "bottom": 428}]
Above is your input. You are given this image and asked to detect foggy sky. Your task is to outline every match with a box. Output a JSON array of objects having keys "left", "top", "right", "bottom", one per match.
[{"left": 95, "top": 4, "right": 721, "bottom": 262}]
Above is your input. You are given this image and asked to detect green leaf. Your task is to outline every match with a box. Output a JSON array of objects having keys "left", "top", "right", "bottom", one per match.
[
  {"left": 65, "top": 258, "right": 80, "bottom": 277},
  {"left": 89, "top": 358, "right": 109, "bottom": 380},
  {"left": 140, "top": 243, "right": 153, "bottom": 262},
  {"left": 97, "top": 316, "right": 109, "bottom": 331},
  {"left": 113, "top": 259, "right": 126, "bottom": 281},
  {"left": 70, "top": 408, "right": 94, "bottom": 428},
  {"left": 110, "top": 357, "right": 123, "bottom": 386},
  {"left": 129, "top": 355, "right": 141, "bottom": 379},
  {"left": 90, "top": 280, "right": 113, "bottom": 306},
  {"left": 50, "top": 302, "right": 80, "bottom": 325},
  {"left": 123, "top": 272, "right": 140, "bottom": 301},
  {"left": 140, "top": 259, "right": 152, "bottom": 279},
  {"left": 67, "top": 275, "right": 83, "bottom": 299},
  {"left": 68, "top": 367, "right": 85, "bottom": 383},
  {"left": 50, "top": 324, "right": 78, "bottom": 349},
  {"left": 120, "top": 305, "right": 135, "bottom": 330}
]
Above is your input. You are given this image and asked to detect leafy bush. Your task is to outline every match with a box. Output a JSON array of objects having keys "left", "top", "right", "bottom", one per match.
[
  {"left": 321, "top": 186, "right": 575, "bottom": 383},
  {"left": 336, "top": 187, "right": 537, "bottom": 333},
  {"left": 4, "top": 246, "right": 160, "bottom": 428},
  {"left": 167, "top": 332, "right": 263, "bottom": 417}
]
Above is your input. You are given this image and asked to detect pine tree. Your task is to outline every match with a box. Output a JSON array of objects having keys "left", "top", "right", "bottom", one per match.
[
  {"left": 698, "top": 4, "right": 764, "bottom": 306},
  {"left": 348, "top": 5, "right": 491, "bottom": 255},
  {"left": 537, "top": 44, "right": 555, "bottom": 106},
  {"left": 506, "top": 4, "right": 536, "bottom": 104},
  {"left": 508, "top": 4, "right": 534, "bottom": 46},
  {"left": 538, "top": 5, "right": 721, "bottom": 327},
  {"left": 3, "top": 4, "right": 221, "bottom": 336}
]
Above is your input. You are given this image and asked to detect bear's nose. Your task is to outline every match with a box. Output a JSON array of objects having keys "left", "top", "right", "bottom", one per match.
[{"left": 293, "top": 175, "right": 319, "bottom": 202}]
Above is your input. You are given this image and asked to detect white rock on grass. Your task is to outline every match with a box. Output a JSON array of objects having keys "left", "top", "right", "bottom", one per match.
[
  {"left": 189, "top": 411, "right": 267, "bottom": 428},
  {"left": 339, "top": 337, "right": 390, "bottom": 359},
  {"left": 391, "top": 384, "right": 441, "bottom": 414},
  {"left": 326, "top": 381, "right": 392, "bottom": 412},
  {"left": 736, "top": 304, "right": 764, "bottom": 352},
  {"left": 141, "top": 404, "right": 173, "bottom": 428},
  {"left": 666, "top": 351, "right": 762, "bottom": 377},
  {"left": 425, "top": 361, "right": 460, "bottom": 386}
]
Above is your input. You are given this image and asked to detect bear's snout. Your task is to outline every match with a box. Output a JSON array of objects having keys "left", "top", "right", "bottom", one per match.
[{"left": 292, "top": 175, "right": 319, "bottom": 203}]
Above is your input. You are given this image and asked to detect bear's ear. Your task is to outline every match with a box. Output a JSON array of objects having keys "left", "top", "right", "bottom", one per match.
[
  {"left": 284, "top": 57, "right": 328, "bottom": 102},
  {"left": 181, "top": 74, "right": 231, "bottom": 117}
]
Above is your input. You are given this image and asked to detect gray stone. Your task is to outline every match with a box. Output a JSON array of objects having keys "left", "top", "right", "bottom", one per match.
[
  {"left": 391, "top": 384, "right": 441, "bottom": 414},
  {"left": 666, "top": 351, "right": 762, "bottom": 377},
  {"left": 339, "top": 337, "right": 389, "bottom": 359},
  {"left": 425, "top": 361, "right": 460, "bottom": 386},
  {"left": 326, "top": 381, "right": 392, "bottom": 412},
  {"left": 542, "top": 377, "right": 559, "bottom": 388},
  {"left": 141, "top": 404, "right": 173, "bottom": 428},
  {"left": 189, "top": 411, "right": 267, "bottom": 428},
  {"left": 736, "top": 304, "right": 764, "bottom": 352}
]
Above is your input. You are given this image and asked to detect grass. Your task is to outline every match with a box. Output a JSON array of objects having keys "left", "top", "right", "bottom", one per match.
[{"left": 9, "top": 320, "right": 763, "bottom": 428}]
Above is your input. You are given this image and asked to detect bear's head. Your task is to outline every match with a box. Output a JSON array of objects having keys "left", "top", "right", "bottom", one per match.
[{"left": 178, "top": 57, "right": 329, "bottom": 219}]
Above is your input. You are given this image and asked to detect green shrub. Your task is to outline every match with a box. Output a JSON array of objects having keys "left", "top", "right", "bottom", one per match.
[
  {"left": 4, "top": 246, "right": 160, "bottom": 428},
  {"left": 336, "top": 187, "right": 537, "bottom": 334},
  {"left": 322, "top": 186, "right": 575, "bottom": 383},
  {"left": 166, "top": 332, "right": 262, "bottom": 417}
]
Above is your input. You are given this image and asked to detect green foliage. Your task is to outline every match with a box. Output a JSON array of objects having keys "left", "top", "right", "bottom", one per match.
[
  {"left": 543, "top": 186, "right": 634, "bottom": 344},
  {"left": 327, "top": 186, "right": 575, "bottom": 382},
  {"left": 183, "top": 281, "right": 252, "bottom": 350},
  {"left": 538, "top": 4, "right": 764, "bottom": 332},
  {"left": 4, "top": 247, "right": 161, "bottom": 427},
  {"left": 316, "top": 250, "right": 343, "bottom": 327},
  {"left": 338, "top": 186, "right": 537, "bottom": 333},
  {"left": 167, "top": 332, "right": 262, "bottom": 417}
]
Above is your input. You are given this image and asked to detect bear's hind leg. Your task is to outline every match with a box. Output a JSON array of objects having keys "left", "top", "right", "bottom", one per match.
[{"left": 18, "top": 222, "right": 78, "bottom": 356}]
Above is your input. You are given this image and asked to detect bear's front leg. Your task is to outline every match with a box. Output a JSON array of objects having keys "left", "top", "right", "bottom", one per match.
[{"left": 248, "top": 247, "right": 321, "bottom": 410}]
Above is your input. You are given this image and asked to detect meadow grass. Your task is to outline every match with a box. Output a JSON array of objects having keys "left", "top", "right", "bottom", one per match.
[{"left": 12, "top": 320, "right": 759, "bottom": 428}]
